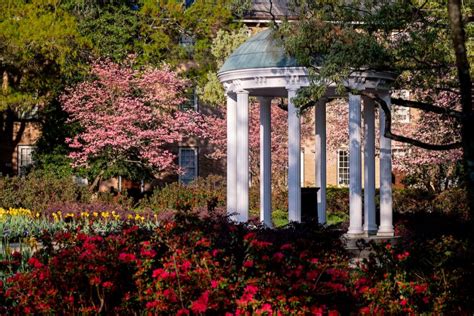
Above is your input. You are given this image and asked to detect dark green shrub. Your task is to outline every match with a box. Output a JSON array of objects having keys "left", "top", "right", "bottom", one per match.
[
  {"left": 140, "top": 175, "right": 226, "bottom": 211},
  {"left": 392, "top": 188, "right": 469, "bottom": 218},
  {"left": 326, "top": 186, "right": 349, "bottom": 213},
  {"left": 96, "top": 191, "right": 136, "bottom": 209},
  {"left": 0, "top": 171, "right": 91, "bottom": 211},
  {"left": 392, "top": 188, "right": 434, "bottom": 214},
  {"left": 432, "top": 188, "right": 469, "bottom": 219}
]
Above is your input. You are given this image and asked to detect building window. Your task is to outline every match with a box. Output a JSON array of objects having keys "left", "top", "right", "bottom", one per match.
[
  {"left": 179, "top": 147, "right": 198, "bottom": 184},
  {"left": 180, "top": 87, "right": 198, "bottom": 111},
  {"left": 17, "top": 145, "right": 36, "bottom": 175},
  {"left": 337, "top": 149, "right": 350, "bottom": 186},
  {"left": 391, "top": 90, "right": 410, "bottom": 123},
  {"left": 392, "top": 105, "right": 410, "bottom": 123}
]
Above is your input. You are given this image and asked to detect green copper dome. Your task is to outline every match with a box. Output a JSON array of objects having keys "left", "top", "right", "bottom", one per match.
[{"left": 219, "top": 29, "right": 299, "bottom": 73}]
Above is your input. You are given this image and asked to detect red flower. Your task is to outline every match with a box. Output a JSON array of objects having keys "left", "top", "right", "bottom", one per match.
[
  {"left": 191, "top": 290, "right": 209, "bottom": 313},
  {"left": 118, "top": 253, "right": 136, "bottom": 263},
  {"left": 140, "top": 248, "right": 156, "bottom": 258},
  {"left": 182, "top": 260, "right": 192, "bottom": 271},
  {"left": 243, "top": 260, "right": 254, "bottom": 268},
  {"left": 152, "top": 268, "right": 164, "bottom": 278},
  {"left": 396, "top": 251, "right": 410, "bottom": 261},
  {"left": 311, "top": 306, "right": 324, "bottom": 316},
  {"left": 359, "top": 306, "right": 371, "bottom": 314},
  {"left": 146, "top": 301, "right": 159, "bottom": 309},
  {"left": 400, "top": 299, "right": 408, "bottom": 306},
  {"left": 102, "top": 281, "right": 113, "bottom": 289},
  {"left": 196, "top": 238, "right": 211, "bottom": 247},
  {"left": 280, "top": 243, "right": 293, "bottom": 250},
  {"left": 414, "top": 283, "right": 428, "bottom": 294},
  {"left": 243, "top": 232, "right": 256, "bottom": 241},
  {"left": 257, "top": 303, "right": 272, "bottom": 314},
  {"left": 328, "top": 310, "right": 339, "bottom": 316},
  {"left": 272, "top": 252, "right": 284, "bottom": 262},
  {"left": 90, "top": 276, "right": 101, "bottom": 286},
  {"left": 28, "top": 257, "right": 43, "bottom": 269},
  {"left": 12, "top": 251, "right": 21, "bottom": 260},
  {"left": 306, "top": 270, "right": 319, "bottom": 280},
  {"left": 163, "top": 288, "right": 178, "bottom": 302},
  {"left": 177, "top": 308, "right": 190, "bottom": 316},
  {"left": 246, "top": 285, "right": 258, "bottom": 295}
]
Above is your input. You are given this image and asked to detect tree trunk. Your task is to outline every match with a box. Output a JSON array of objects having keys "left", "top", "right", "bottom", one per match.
[
  {"left": 447, "top": 0, "right": 474, "bottom": 219},
  {"left": 89, "top": 170, "right": 105, "bottom": 192}
]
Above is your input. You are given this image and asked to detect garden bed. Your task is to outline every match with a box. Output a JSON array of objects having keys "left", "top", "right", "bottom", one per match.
[{"left": 1, "top": 208, "right": 473, "bottom": 314}]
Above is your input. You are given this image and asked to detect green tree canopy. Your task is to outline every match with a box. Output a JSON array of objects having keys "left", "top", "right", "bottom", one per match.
[
  {"left": 276, "top": 0, "right": 472, "bottom": 102},
  {"left": 0, "top": 0, "right": 91, "bottom": 112}
]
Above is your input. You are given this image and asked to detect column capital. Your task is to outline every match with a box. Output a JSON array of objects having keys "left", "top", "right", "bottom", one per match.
[
  {"left": 285, "top": 85, "right": 301, "bottom": 92},
  {"left": 236, "top": 89, "right": 249, "bottom": 95}
]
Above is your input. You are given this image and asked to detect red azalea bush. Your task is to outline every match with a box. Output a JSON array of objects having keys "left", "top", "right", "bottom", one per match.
[
  {"left": 1, "top": 211, "right": 472, "bottom": 314},
  {"left": 1, "top": 212, "right": 352, "bottom": 314}
]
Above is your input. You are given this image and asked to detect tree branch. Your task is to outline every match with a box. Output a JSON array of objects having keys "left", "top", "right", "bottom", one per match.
[
  {"left": 390, "top": 97, "right": 464, "bottom": 119},
  {"left": 361, "top": 91, "right": 462, "bottom": 150}
]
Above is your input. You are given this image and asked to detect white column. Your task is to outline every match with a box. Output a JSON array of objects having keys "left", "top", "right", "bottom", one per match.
[
  {"left": 226, "top": 93, "right": 237, "bottom": 217},
  {"left": 259, "top": 97, "right": 272, "bottom": 227},
  {"left": 287, "top": 87, "right": 301, "bottom": 222},
  {"left": 378, "top": 91, "right": 394, "bottom": 236},
  {"left": 348, "top": 93, "right": 363, "bottom": 235},
  {"left": 315, "top": 98, "right": 327, "bottom": 224},
  {"left": 363, "top": 97, "right": 377, "bottom": 234},
  {"left": 235, "top": 90, "right": 249, "bottom": 223}
]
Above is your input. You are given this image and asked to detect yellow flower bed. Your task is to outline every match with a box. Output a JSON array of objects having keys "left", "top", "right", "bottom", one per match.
[
  {"left": 0, "top": 207, "right": 40, "bottom": 220},
  {"left": 1, "top": 207, "right": 159, "bottom": 223}
]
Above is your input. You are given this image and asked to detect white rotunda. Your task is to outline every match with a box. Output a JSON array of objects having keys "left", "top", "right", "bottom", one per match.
[{"left": 218, "top": 29, "right": 395, "bottom": 237}]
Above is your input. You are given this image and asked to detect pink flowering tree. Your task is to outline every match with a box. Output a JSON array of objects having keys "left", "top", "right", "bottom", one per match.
[
  {"left": 61, "top": 60, "right": 216, "bottom": 188},
  {"left": 396, "top": 91, "right": 463, "bottom": 192}
]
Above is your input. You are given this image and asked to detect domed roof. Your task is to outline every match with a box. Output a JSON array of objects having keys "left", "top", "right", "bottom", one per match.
[{"left": 218, "top": 29, "right": 299, "bottom": 73}]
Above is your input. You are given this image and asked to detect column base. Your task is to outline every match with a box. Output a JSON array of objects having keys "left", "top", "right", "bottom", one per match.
[
  {"left": 347, "top": 227, "right": 364, "bottom": 237},
  {"left": 363, "top": 225, "right": 378, "bottom": 236},
  {"left": 377, "top": 226, "right": 394, "bottom": 237},
  {"left": 230, "top": 212, "right": 248, "bottom": 223},
  {"left": 363, "top": 230, "right": 378, "bottom": 237}
]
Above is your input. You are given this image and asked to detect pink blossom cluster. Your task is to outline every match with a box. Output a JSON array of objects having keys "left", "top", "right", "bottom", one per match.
[{"left": 396, "top": 90, "right": 462, "bottom": 170}]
